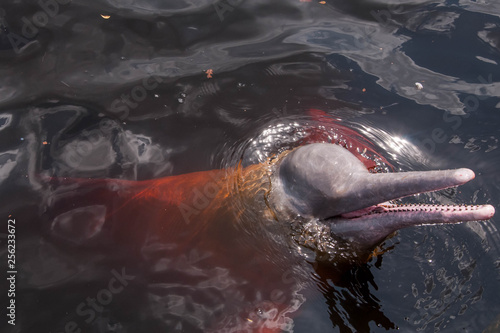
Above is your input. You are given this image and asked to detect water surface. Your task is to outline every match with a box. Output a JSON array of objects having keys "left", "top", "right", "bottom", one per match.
[{"left": 1, "top": 0, "right": 499, "bottom": 332}]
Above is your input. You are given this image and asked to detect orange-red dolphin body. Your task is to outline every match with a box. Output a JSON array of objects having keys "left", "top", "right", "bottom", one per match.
[{"left": 47, "top": 164, "right": 303, "bottom": 332}]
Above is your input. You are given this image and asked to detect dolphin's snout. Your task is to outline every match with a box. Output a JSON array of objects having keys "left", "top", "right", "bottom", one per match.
[{"left": 453, "top": 168, "right": 475, "bottom": 183}]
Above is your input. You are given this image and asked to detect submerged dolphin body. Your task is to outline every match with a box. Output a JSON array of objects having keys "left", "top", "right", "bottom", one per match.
[
  {"left": 268, "top": 143, "right": 495, "bottom": 263},
  {"left": 43, "top": 125, "right": 495, "bottom": 332}
]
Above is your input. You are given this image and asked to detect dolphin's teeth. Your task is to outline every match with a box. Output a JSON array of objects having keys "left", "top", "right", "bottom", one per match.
[{"left": 367, "top": 202, "right": 490, "bottom": 216}]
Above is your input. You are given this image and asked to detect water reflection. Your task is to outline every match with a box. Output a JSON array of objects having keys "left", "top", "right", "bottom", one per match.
[{"left": 315, "top": 263, "right": 397, "bottom": 332}]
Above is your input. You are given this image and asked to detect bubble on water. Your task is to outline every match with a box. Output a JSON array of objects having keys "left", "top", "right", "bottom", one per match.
[{"left": 178, "top": 92, "right": 186, "bottom": 104}]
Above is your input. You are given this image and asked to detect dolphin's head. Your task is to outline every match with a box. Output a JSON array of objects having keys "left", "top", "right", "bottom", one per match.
[{"left": 268, "top": 143, "right": 495, "bottom": 263}]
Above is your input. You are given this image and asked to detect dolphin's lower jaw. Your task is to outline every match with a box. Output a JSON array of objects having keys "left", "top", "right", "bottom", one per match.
[
  {"left": 327, "top": 202, "right": 495, "bottom": 257},
  {"left": 291, "top": 202, "right": 495, "bottom": 265},
  {"left": 336, "top": 202, "right": 495, "bottom": 224}
]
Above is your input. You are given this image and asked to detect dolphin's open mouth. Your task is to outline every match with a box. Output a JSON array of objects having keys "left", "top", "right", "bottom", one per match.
[
  {"left": 322, "top": 166, "right": 495, "bottom": 254},
  {"left": 324, "top": 166, "right": 495, "bottom": 231}
]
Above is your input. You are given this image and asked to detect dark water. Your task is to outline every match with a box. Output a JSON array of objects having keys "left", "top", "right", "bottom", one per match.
[{"left": 1, "top": 0, "right": 500, "bottom": 332}]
